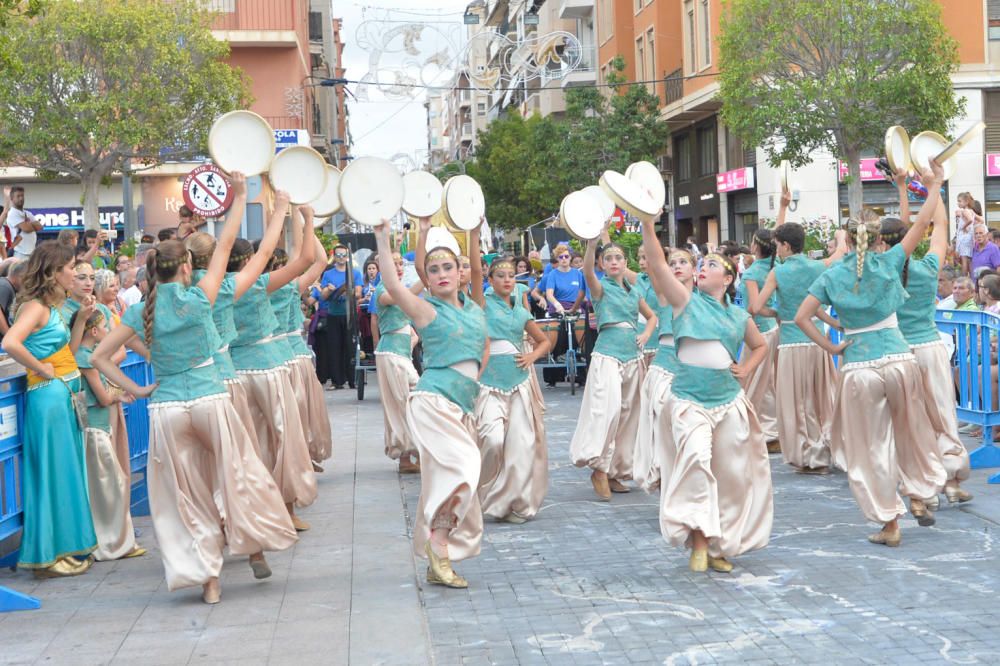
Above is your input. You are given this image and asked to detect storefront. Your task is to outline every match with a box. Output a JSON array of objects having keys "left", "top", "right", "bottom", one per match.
[
  {"left": 836, "top": 158, "right": 941, "bottom": 219},
  {"left": 985, "top": 153, "right": 1000, "bottom": 226},
  {"left": 717, "top": 166, "right": 757, "bottom": 245},
  {"left": 672, "top": 117, "right": 721, "bottom": 247}
]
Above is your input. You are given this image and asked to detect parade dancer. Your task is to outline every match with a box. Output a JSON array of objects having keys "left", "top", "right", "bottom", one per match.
[
  {"left": 751, "top": 192, "right": 845, "bottom": 473},
  {"left": 569, "top": 239, "right": 656, "bottom": 500},
  {"left": 229, "top": 199, "right": 319, "bottom": 531},
  {"left": 878, "top": 175, "right": 971, "bottom": 506},
  {"left": 643, "top": 215, "right": 773, "bottom": 573},
  {"left": 93, "top": 187, "right": 297, "bottom": 603},
  {"left": 794, "top": 161, "right": 948, "bottom": 547},
  {"left": 473, "top": 255, "right": 552, "bottom": 523},
  {"left": 632, "top": 245, "right": 695, "bottom": 492},
  {"left": 737, "top": 229, "right": 780, "bottom": 450},
  {"left": 636, "top": 246, "right": 660, "bottom": 369},
  {"left": 374, "top": 217, "right": 487, "bottom": 589}
]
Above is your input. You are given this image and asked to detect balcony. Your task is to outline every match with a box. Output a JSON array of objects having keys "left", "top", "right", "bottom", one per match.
[
  {"left": 560, "top": 45, "right": 597, "bottom": 88},
  {"left": 263, "top": 115, "right": 304, "bottom": 130},
  {"left": 208, "top": 0, "right": 299, "bottom": 47},
  {"left": 664, "top": 69, "right": 683, "bottom": 106},
  {"left": 461, "top": 122, "right": 474, "bottom": 141},
  {"left": 559, "top": 0, "right": 594, "bottom": 20}
]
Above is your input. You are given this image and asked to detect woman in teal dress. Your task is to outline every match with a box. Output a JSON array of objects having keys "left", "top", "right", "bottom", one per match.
[
  {"left": 795, "top": 161, "right": 947, "bottom": 547},
  {"left": 642, "top": 216, "right": 773, "bottom": 574},
  {"left": 636, "top": 246, "right": 660, "bottom": 369},
  {"left": 472, "top": 256, "right": 552, "bottom": 524},
  {"left": 569, "top": 239, "right": 656, "bottom": 500},
  {"left": 374, "top": 217, "right": 487, "bottom": 589},
  {"left": 3, "top": 241, "right": 97, "bottom": 577},
  {"left": 93, "top": 179, "right": 297, "bottom": 603}
]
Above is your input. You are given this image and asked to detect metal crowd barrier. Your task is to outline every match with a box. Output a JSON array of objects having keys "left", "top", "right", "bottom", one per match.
[{"left": 0, "top": 351, "right": 153, "bottom": 612}]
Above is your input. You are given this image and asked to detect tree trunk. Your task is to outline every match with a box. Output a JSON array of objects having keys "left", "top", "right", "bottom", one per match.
[
  {"left": 844, "top": 146, "right": 864, "bottom": 220},
  {"left": 80, "top": 170, "right": 102, "bottom": 232}
]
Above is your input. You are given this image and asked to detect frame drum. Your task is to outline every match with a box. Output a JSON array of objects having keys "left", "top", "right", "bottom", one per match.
[
  {"left": 270, "top": 146, "right": 328, "bottom": 204},
  {"left": 559, "top": 190, "right": 605, "bottom": 240},
  {"left": 884, "top": 126, "right": 911, "bottom": 174},
  {"left": 309, "top": 165, "right": 342, "bottom": 217},
  {"left": 442, "top": 175, "right": 486, "bottom": 231},
  {"left": 402, "top": 171, "right": 444, "bottom": 218},
  {"left": 208, "top": 111, "right": 275, "bottom": 177},
  {"left": 910, "top": 131, "right": 955, "bottom": 181},
  {"left": 599, "top": 170, "right": 660, "bottom": 222},
  {"left": 582, "top": 185, "right": 616, "bottom": 222},
  {"left": 338, "top": 156, "right": 405, "bottom": 227},
  {"left": 624, "top": 161, "right": 666, "bottom": 206}
]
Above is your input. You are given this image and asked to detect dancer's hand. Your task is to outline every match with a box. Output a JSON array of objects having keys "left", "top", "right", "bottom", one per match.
[
  {"left": 37, "top": 362, "right": 55, "bottom": 380},
  {"left": 828, "top": 339, "right": 851, "bottom": 356},
  {"left": 514, "top": 351, "right": 539, "bottom": 369},
  {"left": 636, "top": 331, "right": 651, "bottom": 349},
  {"left": 730, "top": 362, "right": 752, "bottom": 381},
  {"left": 130, "top": 383, "right": 157, "bottom": 399}
]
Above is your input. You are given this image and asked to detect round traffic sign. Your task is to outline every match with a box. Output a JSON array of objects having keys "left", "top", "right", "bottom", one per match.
[{"left": 182, "top": 165, "right": 234, "bottom": 218}]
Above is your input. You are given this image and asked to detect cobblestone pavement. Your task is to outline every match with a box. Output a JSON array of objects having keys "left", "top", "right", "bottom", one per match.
[{"left": 405, "top": 387, "right": 1000, "bottom": 666}]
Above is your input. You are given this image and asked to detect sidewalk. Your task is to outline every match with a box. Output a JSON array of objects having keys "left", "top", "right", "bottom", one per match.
[{"left": 0, "top": 387, "right": 431, "bottom": 665}]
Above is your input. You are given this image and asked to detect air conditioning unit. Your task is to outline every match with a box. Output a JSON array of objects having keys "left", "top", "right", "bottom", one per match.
[{"left": 657, "top": 155, "right": 672, "bottom": 174}]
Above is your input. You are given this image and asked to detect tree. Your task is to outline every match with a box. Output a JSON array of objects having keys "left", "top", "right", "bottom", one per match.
[
  {"left": 0, "top": 0, "right": 250, "bottom": 230},
  {"left": 718, "top": 0, "right": 963, "bottom": 218},
  {"left": 468, "top": 56, "right": 670, "bottom": 231}
]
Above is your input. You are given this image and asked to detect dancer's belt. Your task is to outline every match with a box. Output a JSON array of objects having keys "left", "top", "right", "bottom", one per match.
[
  {"left": 602, "top": 322, "right": 634, "bottom": 330},
  {"left": 26, "top": 344, "right": 78, "bottom": 388},
  {"left": 385, "top": 325, "right": 412, "bottom": 337},
  {"left": 489, "top": 340, "right": 519, "bottom": 355},
  {"left": 217, "top": 344, "right": 229, "bottom": 354},
  {"left": 780, "top": 317, "right": 820, "bottom": 327},
  {"left": 844, "top": 313, "right": 897, "bottom": 336},
  {"left": 658, "top": 334, "right": 674, "bottom": 347},
  {"left": 449, "top": 360, "right": 479, "bottom": 379},
  {"left": 253, "top": 335, "right": 278, "bottom": 345}
]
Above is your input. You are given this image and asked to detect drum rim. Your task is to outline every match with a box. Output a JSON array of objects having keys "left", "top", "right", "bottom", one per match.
[
  {"left": 208, "top": 110, "right": 276, "bottom": 177},
  {"left": 884, "top": 125, "right": 911, "bottom": 173},
  {"left": 600, "top": 170, "right": 660, "bottom": 218},
  {"left": 910, "top": 131, "right": 954, "bottom": 180},
  {"left": 401, "top": 170, "right": 444, "bottom": 218},
  {"left": 270, "top": 145, "right": 329, "bottom": 204},
  {"left": 338, "top": 156, "right": 405, "bottom": 226},
  {"left": 309, "top": 164, "right": 343, "bottom": 217},
  {"left": 560, "top": 190, "right": 605, "bottom": 240},
  {"left": 443, "top": 174, "right": 485, "bottom": 231}
]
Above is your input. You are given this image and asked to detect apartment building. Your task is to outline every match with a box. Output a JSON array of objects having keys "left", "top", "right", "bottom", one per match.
[{"left": 598, "top": 0, "right": 1000, "bottom": 246}]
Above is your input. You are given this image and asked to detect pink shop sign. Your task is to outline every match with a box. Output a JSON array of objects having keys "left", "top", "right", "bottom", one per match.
[
  {"left": 838, "top": 158, "right": 883, "bottom": 182},
  {"left": 716, "top": 167, "right": 755, "bottom": 193},
  {"left": 987, "top": 153, "right": 1000, "bottom": 177}
]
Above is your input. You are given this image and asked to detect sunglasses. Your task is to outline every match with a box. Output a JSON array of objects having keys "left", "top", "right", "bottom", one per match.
[
  {"left": 334, "top": 253, "right": 348, "bottom": 258},
  {"left": 558, "top": 254, "right": 570, "bottom": 259}
]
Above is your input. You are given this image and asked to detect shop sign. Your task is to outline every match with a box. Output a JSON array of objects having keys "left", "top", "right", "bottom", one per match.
[
  {"left": 987, "top": 153, "right": 1000, "bottom": 177},
  {"left": 274, "top": 129, "right": 310, "bottom": 153},
  {"left": 716, "top": 167, "right": 755, "bottom": 193},
  {"left": 838, "top": 158, "right": 884, "bottom": 182},
  {"left": 32, "top": 207, "right": 125, "bottom": 230}
]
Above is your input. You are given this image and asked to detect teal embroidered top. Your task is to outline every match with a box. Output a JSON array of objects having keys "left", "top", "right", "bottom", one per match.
[
  {"left": 479, "top": 291, "right": 532, "bottom": 392},
  {"left": 230, "top": 274, "right": 288, "bottom": 371},
  {"left": 374, "top": 283, "right": 413, "bottom": 358},
  {"left": 671, "top": 290, "right": 748, "bottom": 407},
  {"left": 121, "top": 284, "right": 224, "bottom": 403},
  {"left": 593, "top": 276, "right": 641, "bottom": 363},
  {"left": 650, "top": 301, "right": 679, "bottom": 374},
  {"left": 281, "top": 284, "right": 311, "bottom": 357},
  {"left": 191, "top": 270, "right": 238, "bottom": 381},
  {"left": 738, "top": 258, "right": 777, "bottom": 334},
  {"left": 895, "top": 253, "right": 940, "bottom": 346},
  {"left": 636, "top": 273, "right": 660, "bottom": 352},
  {"left": 809, "top": 244, "right": 911, "bottom": 364},
  {"left": 75, "top": 346, "right": 110, "bottom": 433},
  {"left": 773, "top": 254, "right": 827, "bottom": 345},
  {"left": 414, "top": 293, "right": 486, "bottom": 414}
]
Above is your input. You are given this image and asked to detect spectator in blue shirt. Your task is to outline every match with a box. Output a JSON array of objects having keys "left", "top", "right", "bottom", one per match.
[
  {"left": 358, "top": 258, "right": 379, "bottom": 356},
  {"left": 310, "top": 244, "right": 362, "bottom": 389}
]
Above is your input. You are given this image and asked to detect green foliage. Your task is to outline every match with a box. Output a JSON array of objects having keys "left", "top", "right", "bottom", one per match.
[
  {"left": 469, "top": 56, "right": 670, "bottom": 231},
  {"left": 117, "top": 238, "right": 137, "bottom": 258},
  {"left": 718, "top": 0, "right": 963, "bottom": 217},
  {"left": 316, "top": 231, "right": 339, "bottom": 257},
  {"left": 0, "top": 0, "right": 250, "bottom": 227}
]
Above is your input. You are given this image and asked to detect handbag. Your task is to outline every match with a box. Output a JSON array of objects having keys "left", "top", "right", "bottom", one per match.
[
  {"left": 315, "top": 314, "right": 329, "bottom": 333},
  {"left": 59, "top": 376, "right": 89, "bottom": 431}
]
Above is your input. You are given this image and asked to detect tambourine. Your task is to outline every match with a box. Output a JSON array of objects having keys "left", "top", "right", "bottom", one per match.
[
  {"left": 599, "top": 170, "right": 660, "bottom": 223},
  {"left": 208, "top": 111, "right": 275, "bottom": 177},
  {"left": 309, "top": 165, "right": 343, "bottom": 219},
  {"left": 556, "top": 190, "right": 606, "bottom": 241},
  {"left": 402, "top": 171, "right": 444, "bottom": 218},
  {"left": 910, "top": 131, "right": 956, "bottom": 182},
  {"left": 884, "top": 126, "right": 911, "bottom": 173},
  {"left": 442, "top": 175, "right": 486, "bottom": 231},
  {"left": 269, "top": 146, "right": 328, "bottom": 204},
  {"left": 338, "top": 156, "right": 404, "bottom": 227}
]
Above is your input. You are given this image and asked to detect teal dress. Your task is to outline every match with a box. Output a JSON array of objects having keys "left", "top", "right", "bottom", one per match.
[
  {"left": 592, "top": 277, "right": 641, "bottom": 363},
  {"left": 896, "top": 253, "right": 941, "bottom": 346},
  {"left": 414, "top": 293, "right": 486, "bottom": 414},
  {"left": 650, "top": 300, "right": 679, "bottom": 374},
  {"left": 479, "top": 291, "right": 532, "bottom": 392},
  {"left": 671, "top": 290, "right": 749, "bottom": 408},
  {"left": 374, "top": 283, "right": 413, "bottom": 359},
  {"left": 12, "top": 307, "right": 97, "bottom": 567},
  {"left": 773, "top": 254, "right": 827, "bottom": 346},
  {"left": 75, "top": 346, "right": 110, "bottom": 433},
  {"left": 62, "top": 298, "right": 114, "bottom": 333},
  {"left": 636, "top": 274, "right": 660, "bottom": 354},
  {"left": 809, "top": 245, "right": 911, "bottom": 366},
  {"left": 121, "top": 284, "right": 225, "bottom": 403},
  {"left": 738, "top": 259, "right": 777, "bottom": 334},
  {"left": 191, "top": 270, "right": 239, "bottom": 381},
  {"left": 268, "top": 281, "right": 305, "bottom": 360},
  {"left": 230, "top": 274, "right": 289, "bottom": 371}
]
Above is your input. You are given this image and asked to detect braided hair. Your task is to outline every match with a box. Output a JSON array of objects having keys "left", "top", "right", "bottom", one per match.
[
  {"left": 848, "top": 210, "right": 882, "bottom": 292},
  {"left": 878, "top": 217, "right": 910, "bottom": 287},
  {"left": 227, "top": 238, "right": 254, "bottom": 272},
  {"left": 753, "top": 228, "right": 777, "bottom": 270},
  {"left": 143, "top": 241, "right": 189, "bottom": 348}
]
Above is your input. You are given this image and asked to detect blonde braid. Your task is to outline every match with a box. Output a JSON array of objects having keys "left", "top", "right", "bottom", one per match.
[
  {"left": 855, "top": 221, "right": 868, "bottom": 288},
  {"left": 142, "top": 251, "right": 159, "bottom": 348}
]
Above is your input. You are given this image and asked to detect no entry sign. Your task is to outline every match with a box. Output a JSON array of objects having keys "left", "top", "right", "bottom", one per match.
[{"left": 182, "top": 165, "right": 234, "bottom": 217}]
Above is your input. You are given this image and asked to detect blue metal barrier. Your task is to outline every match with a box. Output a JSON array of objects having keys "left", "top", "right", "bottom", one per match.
[
  {"left": 0, "top": 351, "right": 153, "bottom": 612},
  {"left": 935, "top": 309, "right": 1000, "bottom": 482}
]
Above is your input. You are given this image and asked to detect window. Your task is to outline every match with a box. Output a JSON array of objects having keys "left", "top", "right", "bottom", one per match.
[
  {"left": 636, "top": 38, "right": 645, "bottom": 81},
  {"left": 646, "top": 28, "right": 656, "bottom": 95},
  {"left": 477, "top": 102, "right": 486, "bottom": 115},
  {"left": 598, "top": 0, "right": 614, "bottom": 43},
  {"left": 676, "top": 135, "right": 691, "bottom": 182},
  {"left": 685, "top": 1, "right": 696, "bottom": 73},
  {"left": 700, "top": 0, "right": 712, "bottom": 67},
  {"left": 697, "top": 126, "right": 717, "bottom": 175},
  {"left": 986, "top": 91, "right": 1000, "bottom": 151},
  {"left": 635, "top": 0, "right": 642, "bottom": 13},
  {"left": 990, "top": 0, "right": 1000, "bottom": 40},
  {"left": 726, "top": 128, "right": 744, "bottom": 170}
]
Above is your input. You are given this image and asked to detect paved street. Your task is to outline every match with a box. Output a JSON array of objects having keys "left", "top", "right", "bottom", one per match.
[{"left": 2, "top": 378, "right": 1000, "bottom": 665}]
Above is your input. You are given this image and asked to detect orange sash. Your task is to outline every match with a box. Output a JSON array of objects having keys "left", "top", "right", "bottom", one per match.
[{"left": 26, "top": 344, "right": 79, "bottom": 388}]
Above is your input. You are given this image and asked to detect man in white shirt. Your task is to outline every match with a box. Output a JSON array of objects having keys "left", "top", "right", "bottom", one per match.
[
  {"left": 120, "top": 266, "right": 146, "bottom": 307},
  {"left": 936, "top": 266, "right": 958, "bottom": 310},
  {"left": 5, "top": 186, "right": 41, "bottom": 260}
]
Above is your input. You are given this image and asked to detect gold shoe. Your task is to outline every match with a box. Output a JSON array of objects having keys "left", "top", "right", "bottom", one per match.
[
  {"left": 797, "top": 466, "right": 830, "bottom": 476},
  {"left": 590, "top": 470, "right": 611, "bottom": 501},
  {"left": 945, "top": 483, "right": 973, "bottom": 504},
  {"left": 708, "top": 556, "right": 734, "bottom": 573},
  {"left": 501, "top": 513, "right": 527, "bottom": 524},
  {"left": 689, "top": 549, "right": 708, "bottom": 572},
  {"left": 292, "top": 515, "right": 311, "bottom": 532},
  {"left": 910, "top": 499, "right": 935, "bottom": 527},
  {"left": 249, "top": 554, "right": 272, "bottom": 580},
  {"left": 33, "top": 558, "right": 87, "bottom": 579},
  {"left": 122, "top": 546, "right": 147, "bottom": 559},
  {"left": 868, "top": 528, "right": 902, "bottom": 547},
  {"left": 608, "top": 479, "right": 631, "bottom": 493},
  {"left": 766, "top": 440, "right": 781, "bottom": 454},
  {"left": 424, "top": 542, "right": 468, "bottom": 589},
  {"left": 202, "top": 578, "right": 221, "bottom": 604}
]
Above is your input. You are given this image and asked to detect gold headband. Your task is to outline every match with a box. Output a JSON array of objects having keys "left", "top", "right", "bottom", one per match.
[
  {"left": 427, "top": 249, "right": 456, "bottom": 262},
  {"left": 156, "top": 252, "right": 191, "bottom": 270},
  {"left": 490, "top": 260, "right": 515, "bottom": 273},
  {"left": 705, "top": 253, "right": 734, "bottom": 273}
]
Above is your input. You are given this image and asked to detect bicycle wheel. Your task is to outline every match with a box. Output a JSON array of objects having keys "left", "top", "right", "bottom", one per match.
[
  {"left": 567, "top": 350, "right": 577, "bottom": 396},
  {"left": 356, "top": 368, "right": 365, "bottom": 401}
]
